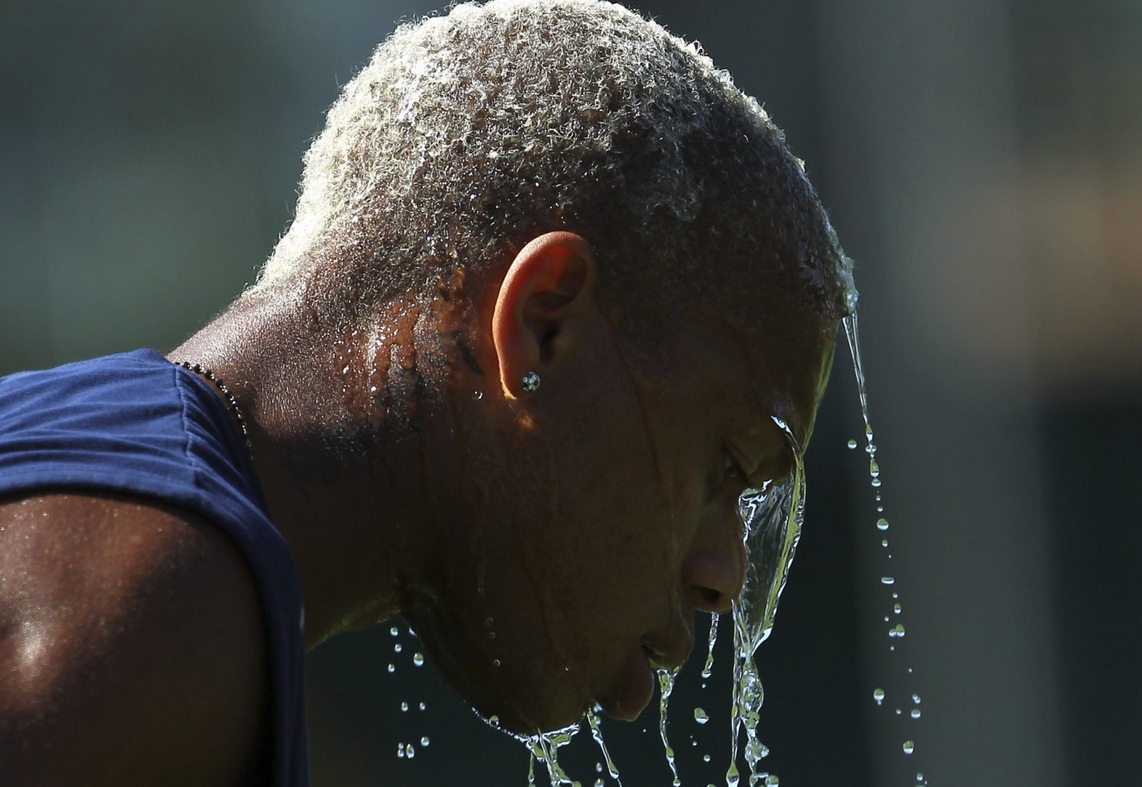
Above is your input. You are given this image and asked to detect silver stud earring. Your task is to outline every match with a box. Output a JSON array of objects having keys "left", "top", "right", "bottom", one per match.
[{"left": 521, "top": 370, "right": 541, "bottom": 393}]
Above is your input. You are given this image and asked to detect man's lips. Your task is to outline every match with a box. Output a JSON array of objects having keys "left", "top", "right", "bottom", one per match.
[
  {"left": 643, "top": 627, "right": 694, "bottom": 673},
  {"left": 596, "top": 627, "right": 695, "bottom": 721},
  {"left": 597, "top": 646, "right": 656, "bottom": 721}
]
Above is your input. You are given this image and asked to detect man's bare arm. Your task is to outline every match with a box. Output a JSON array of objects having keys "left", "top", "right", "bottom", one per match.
[{"left": 0, "top": 492, "right": 268, "bottom": 786}]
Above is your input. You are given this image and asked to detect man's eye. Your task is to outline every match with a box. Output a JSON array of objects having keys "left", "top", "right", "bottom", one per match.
[{"left": 723, "top": 448, "right": 747, "bottom": 482}]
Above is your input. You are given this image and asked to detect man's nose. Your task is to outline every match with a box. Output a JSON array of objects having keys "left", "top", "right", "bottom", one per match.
[{"left": 681, "top": 501, "right": 747, "bottom": 614}]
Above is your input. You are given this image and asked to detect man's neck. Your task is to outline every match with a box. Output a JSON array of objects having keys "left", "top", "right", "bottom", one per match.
[{"left": 169, "top": 293, "right": 431, "bottom": 649}]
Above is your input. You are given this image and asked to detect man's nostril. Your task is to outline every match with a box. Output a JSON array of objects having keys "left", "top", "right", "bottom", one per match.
[{"left": 699, "top": 587, "right": 722, "bottom": 608}]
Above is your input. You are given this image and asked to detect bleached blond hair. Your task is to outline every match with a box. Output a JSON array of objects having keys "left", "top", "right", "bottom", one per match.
[{"left": 250, "top": 0, "right": 854, "bottom": 326}]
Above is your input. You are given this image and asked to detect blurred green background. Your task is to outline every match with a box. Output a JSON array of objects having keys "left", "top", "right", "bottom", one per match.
[{"left": 2, "top": 0, "right": 1140, "bottom": 784}]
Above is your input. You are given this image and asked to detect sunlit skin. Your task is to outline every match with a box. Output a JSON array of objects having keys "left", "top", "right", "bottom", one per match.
[{"left": 0, "top": 231, "right": 835, "bottom": 781}]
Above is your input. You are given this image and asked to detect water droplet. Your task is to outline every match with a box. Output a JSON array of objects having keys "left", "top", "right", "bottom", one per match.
[
  {"left": 903, "top": 740, "right": 915, "bottom": 755},
  {"left": 394, "top": 643, "right": 402, "bottom": 653},
  {"left": 700, "top": 612, "right": 718, "bottom": 679},
  {"left": 656, "top": 669, "right": 682, "bottom": 786},
  {"left": 911, "top": 708, "right": 922, "bottom": 719},
  {"left": 419, "top": 702, "right": 426, "bottom": 711},
  {"left": 912, "top": 693, "right": 922, "bottom": 704},
  {"left": 889, "top": 624, "right": 906, "bottom": 638},
  {"left": 390, "top": 626, "right": 399, "bottom": 636},
  {"left": 420, "top": 736, "right": 430, "bottom": 747},
  {"left": 873, "top": 688, "right": 885, "bottom": 705},
  {"left": 406, "top": 743, "right": 416, "bottom": 759},
  {"left": 400, "top": 701, "right": 409, "bottom": 712},
  {"left": 876, "top": 518, "right": 889, "bottom": 531},
  {"left": 387, "top": 663, "right": 395, "bottom": 673},
  {"left": 413, "top": 652, "right": 424, "bottom": 667},
  {"left": 703, "top": 754, "right": 711, "bottom": 763},
  {"left": 693, "top": 707, "right": 709, "bottom": 725},
  {"left": 585, "top": 707, "right": 622, "bottom": 785},
  {"left": 489, "top": 715, "right": 500, "bottom": 727},
  {"left": 493, "top": 658, "right": 501, "bottom": 667},
  {"left": 882, "top": 538, "right": 889, "bottom": 547},
  {"left": 894, "top": 603, "right": 902, "bottom": 614},
  {"left": 847, "top": 439, "right": 858, "bottom": 449},
  {"left": 472, "top": 390, "right": 484, "bottom": 400},
  {"left": 881, "top": 577, "right": 895, "bottom": 585},
  {"left": 526, "top": 723, "right": 583, "bottom": 786}
]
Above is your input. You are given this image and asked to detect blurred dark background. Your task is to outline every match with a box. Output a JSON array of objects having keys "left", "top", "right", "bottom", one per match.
[{"left": 2, "top": 0, "right": 1139, "bottom": 784}]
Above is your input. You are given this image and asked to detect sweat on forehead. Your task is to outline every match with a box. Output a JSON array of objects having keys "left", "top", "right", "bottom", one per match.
[{"left": 248, "top": 0, "right": 853, "bottom": 330}]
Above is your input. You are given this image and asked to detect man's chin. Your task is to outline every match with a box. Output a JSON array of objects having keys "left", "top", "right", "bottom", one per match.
[
  {"left": 470, "top": 697, "right": 589, "bottom": 739},
  {"left": 405, "top": 614, "right": 599, "bottom": 736},
  {"left": 460, "top": 679, "right": 598, "bottom": 740}
]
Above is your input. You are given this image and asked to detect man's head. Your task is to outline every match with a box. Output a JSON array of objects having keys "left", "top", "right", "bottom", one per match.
[
  {"left": 249, "top": 0, "right": 853, "bottom": 335},
  {"left": 241, "top": 0, "right": 853, "bottom": 735}
]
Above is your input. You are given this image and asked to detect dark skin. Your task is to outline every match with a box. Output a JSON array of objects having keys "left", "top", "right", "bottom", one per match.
[
  {"left": 0, "top": 232, "right": 835, "bottom": 783},
  {"left": 0, "top": 495, "right": 267, "bottom": 785}
]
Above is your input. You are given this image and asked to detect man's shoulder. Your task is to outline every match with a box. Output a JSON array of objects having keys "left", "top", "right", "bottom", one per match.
[{"left": 0, "top": 491, "right": 268, "bottom": 786}]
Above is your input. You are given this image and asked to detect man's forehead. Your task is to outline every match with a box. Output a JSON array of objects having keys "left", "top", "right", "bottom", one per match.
[
  {"left": 609, "top": 277, "right": 836, "bottom": 450},
  {"left": 704, "top": 300, "right": 836, "bottom": 451}
]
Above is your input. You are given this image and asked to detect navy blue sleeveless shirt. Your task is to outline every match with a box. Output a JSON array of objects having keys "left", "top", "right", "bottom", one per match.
[{"left": 0, "top": 349, "right": 309, "bottom": 786}]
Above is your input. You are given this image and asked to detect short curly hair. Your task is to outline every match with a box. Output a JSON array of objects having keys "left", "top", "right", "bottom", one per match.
[{"left": 250, "top": 0, "right": 854, "bottom": 329}]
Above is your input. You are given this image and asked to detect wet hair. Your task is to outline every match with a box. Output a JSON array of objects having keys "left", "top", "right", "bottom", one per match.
[{"left": 249, "top": 0, "right": 854, "bottom": 329}]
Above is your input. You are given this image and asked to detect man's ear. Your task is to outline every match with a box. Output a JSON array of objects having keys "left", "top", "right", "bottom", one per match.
[{"left": 492, "top": 231, "right": 599, "bottom": 399}]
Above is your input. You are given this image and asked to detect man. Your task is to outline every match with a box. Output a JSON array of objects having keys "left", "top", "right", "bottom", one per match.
[{"left": 0, "top": 0, "right": 853, "bottom": 784}]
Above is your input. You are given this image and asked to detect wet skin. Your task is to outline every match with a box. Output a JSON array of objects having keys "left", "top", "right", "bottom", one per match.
[
  {"left": 0, "top": 494, "right": 269, "bottom": 785},
  {"left": 400, "top": 233, "right": 838, "bottom": 734}
]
